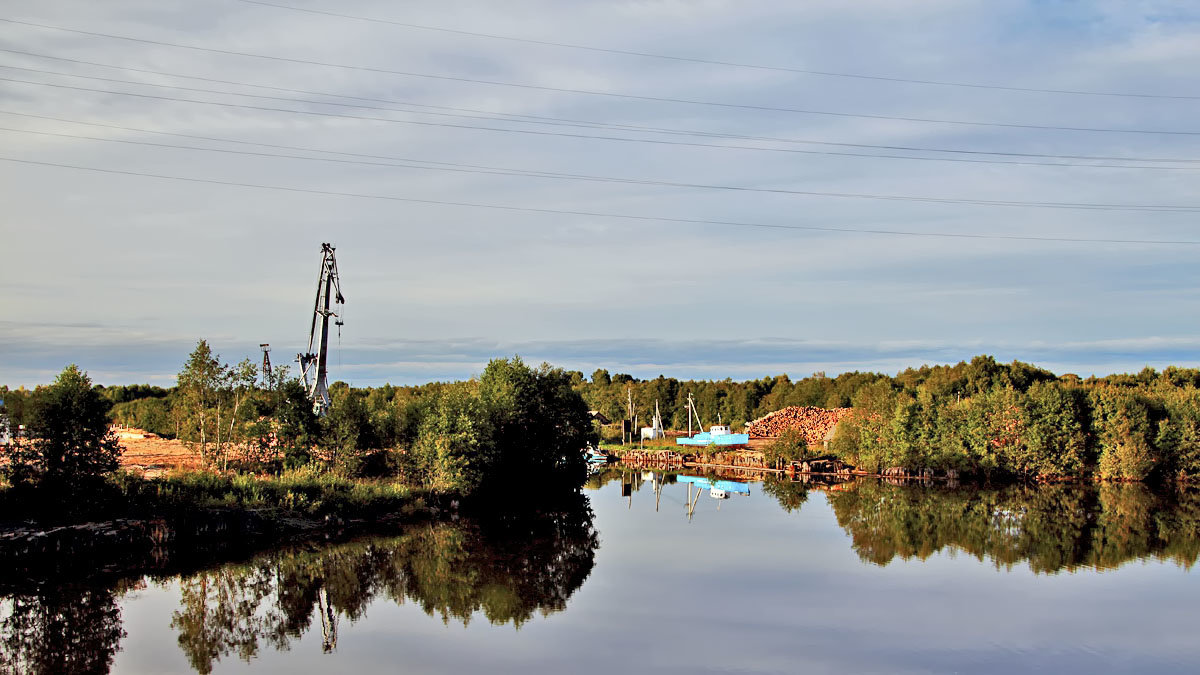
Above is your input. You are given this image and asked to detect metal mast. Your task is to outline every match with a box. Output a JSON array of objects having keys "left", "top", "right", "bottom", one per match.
[
  {"left": 259, "top": 343, "right": 272, "bottom": 390},
  {"left": 297, "top": 243, "right": 344, "bottom": 416}
]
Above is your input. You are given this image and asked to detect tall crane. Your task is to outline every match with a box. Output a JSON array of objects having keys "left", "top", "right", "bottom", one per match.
[{"left": 297, "top": 243, "right": 344, "bottom": 416}]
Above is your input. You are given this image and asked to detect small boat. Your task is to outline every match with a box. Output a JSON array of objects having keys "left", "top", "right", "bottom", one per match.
[
  {"left": 675, "top": 424, "right": 750, "bottom": 448},
  {"left": 584, "top": 445, "right": 613, "bottom": 464},
  {"left": 675, "top": 393, "right": 749, "bottom": 448}
]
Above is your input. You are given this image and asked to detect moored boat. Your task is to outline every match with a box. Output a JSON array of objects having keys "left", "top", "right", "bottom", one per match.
[
  {"left": 675, "top": 424, "right": 750, "bottom": 448},
  {"left": 585, "top": 445, "right": 613, "bottom": 464}
]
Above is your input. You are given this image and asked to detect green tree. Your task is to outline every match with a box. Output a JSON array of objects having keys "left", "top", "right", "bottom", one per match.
[
  {"left": 2, "top": 365, "right": 121, "bottom": 488},
  {"left": 176, "top": 340, "right": 226, "bottom": 465},
  {"left": 221, "top": 358, "right": 259, "bottom": 468},
  {"left": 1017, "top": 382, "right": 1090, "bottom": 478},
  {"left": 246, "top": 378, "right": 319, "bottom": 470},
  {"left": 479, "top": 357, "right": 596, "bottom": 489},
  {"left": 320, "top": 385, "right": 379, "bottom": 474},
  {"left": 408, "top": 384, "right": 495, "bottom": 493},
  {"left": 762, "top": 428, "right": 811, "bottom": 467},
  {"left": 1091, "top": 387, "right": 1164, "bottom": 481}
]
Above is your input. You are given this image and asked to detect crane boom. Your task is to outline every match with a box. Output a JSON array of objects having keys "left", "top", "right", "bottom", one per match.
[{"left": 297, "top": 242, "right": 344, "bottom": 416}]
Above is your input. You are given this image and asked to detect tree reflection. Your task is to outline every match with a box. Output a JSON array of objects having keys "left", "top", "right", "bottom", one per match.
[
  {"left": 760, "top": 476, "right": 809, "bottom": 513},
  {"left": 826, "top": 480, "right": 1200, "bottom": 573},
  {"left": 0, "top": 583, "right": 126, "bottom": 674},
  {"left": 169, "top": 495, "right": 598, "bottom": 672}
]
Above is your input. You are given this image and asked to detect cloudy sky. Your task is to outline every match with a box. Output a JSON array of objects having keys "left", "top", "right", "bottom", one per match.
[{"left": 3, "top": 0, "right": 1200, "bottom": 387}]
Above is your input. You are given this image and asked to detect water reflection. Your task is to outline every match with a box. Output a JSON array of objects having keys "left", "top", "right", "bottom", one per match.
[
  {"left": 0, "top": 582, "right": 127, "bottom": 674},
  {"left": 4, "top": 480, "right": 1200, "bottom": 673},
  {"left": 0, "top": 496, "right": 597, "bottom": 674},
  {"left": 594, "top": 466, "right": 1200, "bottom": 573},
  {"left": 168, "top": 498, "right": 598, "bottom": 672},
  {"left": 826, "top": 480, "right": 1200, "bottom": 573}
]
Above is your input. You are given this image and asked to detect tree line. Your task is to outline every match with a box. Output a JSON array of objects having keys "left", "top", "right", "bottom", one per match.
[
  {"left": 576, "top": 356, "right": 1200, "bottom": 481},
  {"left": 8, "top": 351, "right": 1200, "bottom": 486},
  {"left": 2, "top": 341, "right": 596, "bottom": 498},
  {"left": 828, "top": 356, "right": 1200, "bottom": 481}
]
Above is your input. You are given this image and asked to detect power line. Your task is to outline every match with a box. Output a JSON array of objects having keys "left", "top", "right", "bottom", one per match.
[
  {"left": 0, "top": 109, "right": 572, "bottom": 170},
  {"left": 2, "top": 155, "right": 1198, "bottom": 244},
  {"left": 13, "top": 110, "right": 1200, "bottom": 207},
  {"left": 3, "top": 17, "right": 1198, "bottom": 136},
  {"left": 5, "top": 77, "right": 1199, "bottom": 173},
  {"left": 237, "top": 0, "right": 1200, "bottom": 101},
  {"left": 7, "top": 124, "right": 1199, "bottom": 211},
  {"left": 4, "top": 53, "right": 1199, "bottom": 165}
]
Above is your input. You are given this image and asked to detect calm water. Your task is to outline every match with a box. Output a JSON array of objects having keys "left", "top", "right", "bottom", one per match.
[{"left": 3, "top": 474, "right": 1199, "bottom": 674}]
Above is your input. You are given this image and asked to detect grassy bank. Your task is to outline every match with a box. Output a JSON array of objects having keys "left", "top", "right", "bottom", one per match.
[{"left": 0, "top": 468, "right": 432, "bottom": 527}]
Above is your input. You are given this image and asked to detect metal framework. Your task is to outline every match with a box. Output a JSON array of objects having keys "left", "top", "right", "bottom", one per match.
[
  {"left": 297, "top": 243, "right": 344, "bottom": 416},
  {"left": 259, "top": 343, "right": 272, "bottom": 389}
]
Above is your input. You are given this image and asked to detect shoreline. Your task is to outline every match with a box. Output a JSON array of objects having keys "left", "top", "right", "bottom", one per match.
[{"left": 0, "top": 498, "right": 447, "bottom": 592}]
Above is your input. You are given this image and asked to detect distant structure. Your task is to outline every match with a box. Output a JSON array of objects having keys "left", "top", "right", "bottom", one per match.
[
  {"left": 0, "top": 398, "right": 9, "bottom": 445},
  {"left": 297, "top": 243, "right": 344, "bottom": 416},
  {"left": 260, "top": 343, "right": 272, "bottom": 389},
  {"left": 641, "top": 400, "right": 665, "bottom": 440}
]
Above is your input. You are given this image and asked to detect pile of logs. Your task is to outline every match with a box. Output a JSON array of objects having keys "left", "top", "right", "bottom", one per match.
[{"left": 746, "top": 406, "right": 853, "bottom": 445}]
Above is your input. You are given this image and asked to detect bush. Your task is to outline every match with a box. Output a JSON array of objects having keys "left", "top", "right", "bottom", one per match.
[
  {"left": 408, "top": 384, "right": 495, "bottom": 493},
  {"left": 2, "top": 365, "right": 120, "bottom": 490},
  {"left": 762, "top": 428, "right": 811, "bottom": 467}
]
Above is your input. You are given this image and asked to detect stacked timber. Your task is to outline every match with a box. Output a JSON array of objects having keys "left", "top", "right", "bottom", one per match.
[{"left": 745, "top": 406, "right": 853, "bottom": 445}]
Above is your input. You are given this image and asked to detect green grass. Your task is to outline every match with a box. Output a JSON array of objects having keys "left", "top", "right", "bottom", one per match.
[
  {"left": 599, "top": 437, "right": 680, "bottom": 453},
  {"left": 1, "top": 468, "right": 431, "bottom": 525},
  {"left": 126, "top": 468, "right": 421, "bottom": 517}
]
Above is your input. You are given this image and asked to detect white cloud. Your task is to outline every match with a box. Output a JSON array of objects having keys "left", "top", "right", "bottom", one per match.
[{"left": 3, "top": 0, "right": 1199, "bottom": 386}]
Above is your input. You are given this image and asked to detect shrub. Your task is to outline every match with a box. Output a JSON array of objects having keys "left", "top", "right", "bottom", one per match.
[
  {"left": 762, "top": 428, "right": 811, "bottom": 467},
  {"left": 2, "top": 365, "right": 120, "bottom": 490}
]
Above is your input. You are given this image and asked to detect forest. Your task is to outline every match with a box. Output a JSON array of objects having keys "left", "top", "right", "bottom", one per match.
[
  {"left": 0, "top": 342, "right": 596, "bottom": 521},
  {"left": 5, "top": 352, "right": 1200, "bottom": 485}
]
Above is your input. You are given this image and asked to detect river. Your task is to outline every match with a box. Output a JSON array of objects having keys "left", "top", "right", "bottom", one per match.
[{"left": 3, "top": 472, "right": 1198, "bottom": 674}]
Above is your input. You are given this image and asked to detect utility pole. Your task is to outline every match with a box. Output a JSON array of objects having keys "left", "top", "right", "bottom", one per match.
[{"left": 626, "top": 386, "right": 633, "bottom": 444}]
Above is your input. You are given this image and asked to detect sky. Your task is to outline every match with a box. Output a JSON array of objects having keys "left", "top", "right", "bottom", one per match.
[{"left": 2, "top": 0, "right": 1200, "bottom": 387}]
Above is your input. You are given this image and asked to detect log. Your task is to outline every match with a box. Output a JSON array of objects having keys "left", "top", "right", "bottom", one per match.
[{"left": 745, "top": 406, "right": 853, "bottom": 446}]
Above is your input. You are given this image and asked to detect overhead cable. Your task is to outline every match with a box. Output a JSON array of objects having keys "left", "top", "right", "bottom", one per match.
[
  {"left": 5, "top": 77, "right": 1200, "bottom": 172},
  {"left": 6, "top": 125, "right": 1200, "bottom": 210},
  {"left": 237, "top": 0, "right": 1200, "bottom": 101},
  {"left": 2, "top": 17, "right": 1197, "bottom": 136},
  {"left": 2, "top": 156, "right": 1199, "bottom": 245},
  {"left": 3, "top": 55, "right": 1198, "bottom": 166}
]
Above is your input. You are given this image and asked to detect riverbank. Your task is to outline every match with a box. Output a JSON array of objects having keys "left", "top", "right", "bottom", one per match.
[{"left": 0, "top": 469, "right": 449, "bottom": 587}]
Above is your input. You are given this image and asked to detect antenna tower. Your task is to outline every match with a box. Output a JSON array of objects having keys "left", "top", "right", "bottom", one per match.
[{"left": 259, "top": 344, "right": 272, "bottom": 389}]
